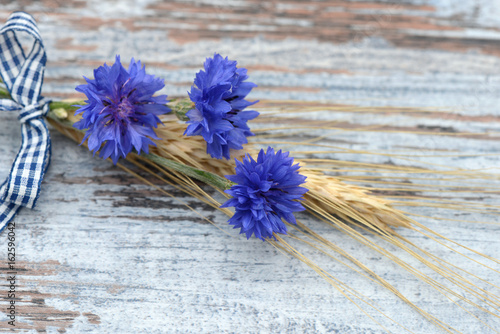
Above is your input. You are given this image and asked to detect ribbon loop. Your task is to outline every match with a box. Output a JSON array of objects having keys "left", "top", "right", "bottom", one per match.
[{"left": 0, "top": 12, "right": 51, "bottom": 232}]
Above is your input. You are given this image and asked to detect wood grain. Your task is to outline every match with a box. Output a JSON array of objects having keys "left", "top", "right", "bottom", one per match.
[{"left": 0, "top": 1, "right": 499, "bottom": 333}]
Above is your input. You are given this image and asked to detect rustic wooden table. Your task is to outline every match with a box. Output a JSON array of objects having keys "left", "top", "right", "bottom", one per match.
[{"left": 0, "top": 1, "right": 499, "bottom": 333}]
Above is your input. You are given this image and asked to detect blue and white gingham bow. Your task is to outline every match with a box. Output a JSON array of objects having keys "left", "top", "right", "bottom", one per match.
[{"left": 0, "top": 12, "right": 51, "bottom": 233}]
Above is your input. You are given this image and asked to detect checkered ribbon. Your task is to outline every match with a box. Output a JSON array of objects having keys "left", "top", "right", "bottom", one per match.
[{"left": 0, "top": 12, "right": 51, "bottom": 233}]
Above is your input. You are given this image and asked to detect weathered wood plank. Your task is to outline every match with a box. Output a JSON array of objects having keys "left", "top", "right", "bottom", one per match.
[
  {"left": 1, "top": 0, "right": 500, "bottom": 113},
  {"left": 0, "top": 1, "right": 499, "bottom": 333}
]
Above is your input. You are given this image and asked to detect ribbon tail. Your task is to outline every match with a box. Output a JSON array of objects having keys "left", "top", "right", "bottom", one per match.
[
  {"left": 1, "top": 119, "right": 51, "bottom": 208},
  {"left": 0, "top": 182, "right": 21, "bottom": 233},
  {"left": 0, "top": 119, "right": 51, "bottom": 228}
]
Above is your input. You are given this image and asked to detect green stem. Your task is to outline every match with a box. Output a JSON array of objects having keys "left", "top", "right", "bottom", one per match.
[
  {"left": 47, "top": 99, "right": 192, "bottom": 122},
  {"left": 143, "top": 153, "right": 234, "bottom": 190},
  {"left": 49, "top": 100, "right": 82, "bottom": 111},
  {"left": 168, "top": 97, "right": 193, "bottom": 121},
  {"left": 0, "top": 85, "right": 11, "bottom": 99}
]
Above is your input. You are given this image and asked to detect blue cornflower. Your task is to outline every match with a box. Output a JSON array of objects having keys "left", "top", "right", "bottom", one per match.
[
  {"left": 74, "top": 55, "right": 170, "bottom": 164},
  {"left": 184, "top": 53, "right": 259, "bottom": 160},
  {"left": 221, "top": 147, "right": 309, "bottom": 240}
]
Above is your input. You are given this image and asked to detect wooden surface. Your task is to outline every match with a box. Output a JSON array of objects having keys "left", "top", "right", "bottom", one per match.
[{"left": 0, "top": 1, "right": 499, "bottom": 333}]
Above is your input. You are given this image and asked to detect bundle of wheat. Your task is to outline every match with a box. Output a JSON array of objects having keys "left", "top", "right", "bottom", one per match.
[{"left": 46, "top": 103, "right": 500, "bottom": 333}]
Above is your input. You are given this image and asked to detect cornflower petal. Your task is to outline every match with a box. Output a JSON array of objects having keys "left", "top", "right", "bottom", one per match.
[
  {"left": 221, "top": 147, "right": 308, "bottom": 240},
  {"left": 184, "top": 53, "right": 259, "bottom": 159},
  {"left": 74, "top": 55, "right": 170, "bottom": 163}
]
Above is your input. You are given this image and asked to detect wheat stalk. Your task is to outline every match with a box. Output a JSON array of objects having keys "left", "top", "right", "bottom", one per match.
[
  {"left": 46, "top": 104, "right": 500, "bottom": 333},
  {"left": 150, "top": 116, "right": 412, "bottom": 233}
]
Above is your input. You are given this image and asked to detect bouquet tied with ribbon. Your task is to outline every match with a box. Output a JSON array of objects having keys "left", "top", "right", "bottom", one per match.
[{"left": 1, "top": 12, "right": 499, "bottom": 332}]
